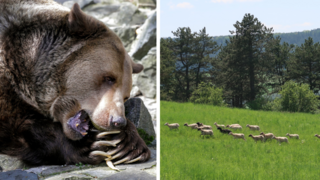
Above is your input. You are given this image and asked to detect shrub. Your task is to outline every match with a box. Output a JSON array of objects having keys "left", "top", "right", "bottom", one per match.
[
  {"left": 274, "top": 81, "right": 319, "bottom": 113},
  {"left": 190, "top": 82, "right": 226, "bottom": 106},
  {"left": 246, "top": 96, "right": 269, "bottom": 110}
]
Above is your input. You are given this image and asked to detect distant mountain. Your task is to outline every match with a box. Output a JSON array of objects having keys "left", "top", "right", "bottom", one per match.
[
  {"left": 274, "top": 28, "right": 320, "bottom": 45},
  {"left": 211, "top": 28, "right": 320, "bottom": 46}
]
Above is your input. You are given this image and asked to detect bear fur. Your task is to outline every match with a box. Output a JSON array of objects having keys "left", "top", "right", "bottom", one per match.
[{"left": 0, "top": 0, "right": 150, "bottom": 165}]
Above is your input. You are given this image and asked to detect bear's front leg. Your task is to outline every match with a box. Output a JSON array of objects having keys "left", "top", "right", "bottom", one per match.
[
  {"left": 11, "top": 118, "right": 119, "bottom": 165},
  {"left": 43, "top": 107, "right": 150, "bottom": 165}
]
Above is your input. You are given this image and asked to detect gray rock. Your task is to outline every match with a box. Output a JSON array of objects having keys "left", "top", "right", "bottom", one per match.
[
  {"left": 100, "top": 170, "right": 155, "bottom": 180},
  {"left": 138, "top": 0, "right": 156, "bottom": 9},
  {"left": 139, "top": 0, "right": 156, "bottom": 5},
  {"left": 148, "top": 139, "right": 156, "bottom": 147},
  {"left": 62, "top": 1, "right": 75, "bottom": 9},
  {"left": 128, "top": 10, "right": 156, "bottom": 60},
  {"left": 0, "top": 155, "right": 25, "bottom": 172},
  {"left": 143, "top": 165, "right": 156, "bottom": 176},
  {"left": 62, "top": 0, "right": 97, "bottom": 9},
  {"left": 45, "top": 173, "right": 92, "bottom": 180},
  {"left": 73, "top": 167, "right": 118, "bottom": 178},
  {"left": 111, "top": 26, "right": 137, "bottom": 52},
  {"left": 131, "top": 10, "right": 148, "bottom": 26},
  {"left": 130, "top": 85, "right": 142, "bottom": 98},
  {"left": 83, "top": 4, "right": 120, "bottom": 19},
  {"left": 125, "top": 98, "right": 156, "bottom": 138},
  {"left": 135, "top": 96, "right": 156, "bottom": 122},
  {"left": 0, "top": 170, "right": 38, "bottom": 180},
  {"left": 27, "top": 165, "right": 81, "bottom": 176},
  {"left": 135, "top": 47, "right": 156, "bottom": 98},
  {"left": 100, "top": 2, "right": 138, "bottom": 26}
]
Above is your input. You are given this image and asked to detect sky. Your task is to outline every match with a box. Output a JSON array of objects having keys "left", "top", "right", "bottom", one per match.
[{"left": 160, "top": 0, "right": 320, "bottom": 37}]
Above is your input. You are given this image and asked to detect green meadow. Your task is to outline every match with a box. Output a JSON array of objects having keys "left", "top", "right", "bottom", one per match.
[{"left": 160, "top": 101, "right": 320, "bottom": 180}]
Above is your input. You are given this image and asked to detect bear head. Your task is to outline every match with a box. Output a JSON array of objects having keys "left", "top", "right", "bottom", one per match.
[{"left": 46, "top": 4, "right": 144, "bottom": 140}]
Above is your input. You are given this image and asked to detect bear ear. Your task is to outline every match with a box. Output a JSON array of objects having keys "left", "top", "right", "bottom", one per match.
[
  {"left": 132, "top": 61, "right": 144, "bottom": 74},
  {"left": 68, "top": 3, "right": 102, "bottom": 37},
  {"left": 126, "top": 54, "right": 143, "bottom": 74}
]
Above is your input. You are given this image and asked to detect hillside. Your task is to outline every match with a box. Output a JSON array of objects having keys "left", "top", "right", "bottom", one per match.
[
  {"left": 161, "top": 101, "right": 320, "bottom": 180},
  {"left": 212, "top": 28, "right": 320, "bottom": 46}
]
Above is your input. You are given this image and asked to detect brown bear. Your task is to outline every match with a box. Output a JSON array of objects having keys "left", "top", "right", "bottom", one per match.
[{"left": 0, "top": 0, "right": 150, "bottom": 166}]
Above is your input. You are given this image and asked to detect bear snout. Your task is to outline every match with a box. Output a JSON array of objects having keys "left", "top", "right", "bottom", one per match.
[{"left": 110, "top": 115, "right": 127, "bottom": 128}]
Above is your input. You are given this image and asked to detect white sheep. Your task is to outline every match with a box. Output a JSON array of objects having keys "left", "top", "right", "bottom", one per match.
[
  {"left": 314, "top": 134, "right": 320, "bottom": 139},
  {"left": 272, "top": 136, "right": 288, "bottom": 144},
  {"left": 248, "top": 134, "right": 264, "bottom": 142},
  {"left": 260, "top": 132, "right": 274, "bottom": 141},
  {"left": 214, "top": 122, "right": 225, "bottom": 128},
  {"left": 229, "top": 132, "right": 246, "bottom": 140},
  {"left": 164, "top": 123, "right": 179, "bottom": 130},
  {"left": 286, "top": 133, "right": 299, "bottom": 139},
  {"left": 228, "top": 123, "right": 241, "bottom": 126},
  {"left": 197, "top": 125, "right": 212, "bottom": 130},
  {"left": 184, "top": 123, "right": 198, "bottom": 129},
  {"left": 246, "top": 124, "right": 260, "bottom": 131},
  {"left": 198, "top": 129, "right": 213, "bottom": 138},
  {"left": 226, "top": 124, "right": 242, "bottom": 130}
]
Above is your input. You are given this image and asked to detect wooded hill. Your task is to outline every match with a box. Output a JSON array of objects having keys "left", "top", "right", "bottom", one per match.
[
  {"left": 160, "top": 13, "right": 320, "bottom": 110},
  {"left": 212, "top": 28, "right": 320, "bottom": 46}
]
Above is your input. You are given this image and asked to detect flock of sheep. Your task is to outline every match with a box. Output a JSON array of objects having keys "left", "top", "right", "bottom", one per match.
[{"left": 164, "top": 122, "right": 320, "bottom": 144}]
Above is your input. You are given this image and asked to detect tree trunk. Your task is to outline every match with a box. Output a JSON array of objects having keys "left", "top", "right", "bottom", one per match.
[{"left": 248, "top": 40, "right": 255, "bottom": 101}]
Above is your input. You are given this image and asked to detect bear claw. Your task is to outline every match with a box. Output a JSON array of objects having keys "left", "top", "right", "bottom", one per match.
[
  {"left": 90, "top": 151, "right": 112, "bottom": 158},
  {"left": 113, "top": 156, "right": 130, "bottom": 165},
  {"left": 124, "top": 155, "right": 142, "bottom": 164},
  {"left": 92, "top": 139, "right": 121, "bottom": 148},
  {"left": 106, "top": 160, "right": 120, "bottom": 171},
  {"left": 97, "top": 131, "right": 121, "bottom": 138}
]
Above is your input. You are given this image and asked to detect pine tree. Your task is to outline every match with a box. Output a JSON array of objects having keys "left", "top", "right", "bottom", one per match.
[
  {"left": 230, "top": 13, "right": 274, "bottom": 102},
  {"left": 213, "top": 14, "right": 274, "bottom": 107},
  {"left": 192, "top": 27, "right": 218, "bottom": 88},
  {"left": 288, "top": 37, "right": 320, "bottom": 92},
  {"left": 160, "top": 38, "right": 175, "bottom": 101},
  {"left": 265, "top": 36, "right": 294, "bottom": 92}
]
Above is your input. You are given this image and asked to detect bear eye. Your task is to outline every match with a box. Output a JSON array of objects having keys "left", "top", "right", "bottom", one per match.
[{"left": 104, "top": 76, "right": 116, "bottom": 84}]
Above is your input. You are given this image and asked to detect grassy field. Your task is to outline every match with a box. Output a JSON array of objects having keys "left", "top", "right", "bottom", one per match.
[{"left": 160, "top": 101, "right": 320, "bottom": 180}]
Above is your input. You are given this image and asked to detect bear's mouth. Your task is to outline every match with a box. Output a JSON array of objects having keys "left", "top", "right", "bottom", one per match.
[
  {"left": 67, "top": 110, "right": 90, "bottom": 137},
  {"left": 67, "top": 110, "right": 124, "bottom": 137}
]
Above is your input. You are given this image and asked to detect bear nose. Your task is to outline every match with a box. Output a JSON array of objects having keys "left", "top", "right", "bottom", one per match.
[{"left": 110, "top": 115, "right": 127, "bottom": 128}]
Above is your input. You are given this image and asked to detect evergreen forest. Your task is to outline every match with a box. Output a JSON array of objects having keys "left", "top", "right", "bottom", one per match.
[{"left": 160, "top": 13, "right": 320, "bottom": 112}]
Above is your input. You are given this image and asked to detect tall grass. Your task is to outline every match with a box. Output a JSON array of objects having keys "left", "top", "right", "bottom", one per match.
[{"left": 160, "top": 101, "right": 320, "bottom": 180}]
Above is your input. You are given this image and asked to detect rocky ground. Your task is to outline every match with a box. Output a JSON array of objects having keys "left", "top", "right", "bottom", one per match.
[
  {"left": 0, "top": 147, "right": 156, "bottom": 180},
  {"left": 0, "top": 0, "right": 157, "bottom": 179}
]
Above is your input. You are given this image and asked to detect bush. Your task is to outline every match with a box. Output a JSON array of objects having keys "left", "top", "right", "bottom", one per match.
[
  {"left": 246, "top": 94, "right": 281, "bottom": 111},
  {"left": 246, "top": 96, "right": 269, "bottom": 110},
  {"left": 190, "top": 82, "right": 226, "bottom": 106},
  {"left": 274, "top": 81, "right": 319, "bottom": 113}
]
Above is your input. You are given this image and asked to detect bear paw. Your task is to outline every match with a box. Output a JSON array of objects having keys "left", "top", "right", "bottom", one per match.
[{"left": 88, "top": 120, "right": 151, "bottom": 165}]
